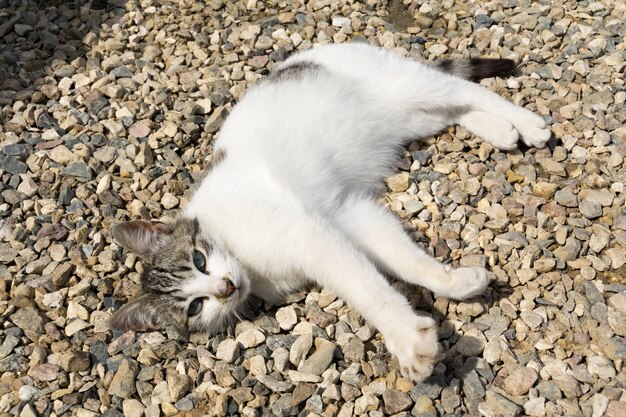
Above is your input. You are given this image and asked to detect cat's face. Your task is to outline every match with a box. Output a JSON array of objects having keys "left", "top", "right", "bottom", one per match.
[{"left": 109, "top": 218, "right": 250, "bottom": 335}]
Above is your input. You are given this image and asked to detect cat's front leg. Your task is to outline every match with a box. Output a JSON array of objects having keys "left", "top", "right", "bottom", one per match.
[
  {"left": 383, "top": 314, "right": 439, "bottom": 381},
  {"left": 333, "top": 196, "right": 491, "bottom": 300},
  {"left": 293, "top": 218, "right": 440, "bottom": 381},
  {"left": 205, "top": 196, "right": 441, "bottom": 381}
]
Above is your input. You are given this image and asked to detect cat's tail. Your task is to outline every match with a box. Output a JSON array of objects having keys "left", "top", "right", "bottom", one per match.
[{"left": 435, "top": 58, "right": 520, "bottom": 82}]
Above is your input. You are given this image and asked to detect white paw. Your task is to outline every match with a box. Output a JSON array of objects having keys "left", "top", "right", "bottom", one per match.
[
  {"left": 509, "top": 108, "right": 551, "bottom": 148},
  {"left": 441, "top": 266, "right": 491, "bottom": 300},
  {"left": 489, "top": 124, "right": 519, "bottom": 151},
  {"left": 386, "top": 317, "right": 439, "bottom": 382},
  {"left": 458, "top": 111, "right": 519, "bottom": 150}
]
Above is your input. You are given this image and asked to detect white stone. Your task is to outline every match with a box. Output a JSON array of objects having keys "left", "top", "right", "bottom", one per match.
[
  {"left": 276, "top": 306, "right": 297, "bottom": 330},
  {"left": 236, "top": 329, "right": 265, "bottom": 348},
  {"left": 289, "top": 333, "right": 312, "bottom": 366},
  {"left": 215, "top": 339, "right": 240, "bottom": 363}
]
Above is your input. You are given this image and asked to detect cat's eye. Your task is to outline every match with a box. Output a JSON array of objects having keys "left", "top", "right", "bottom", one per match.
[
  {"left": 192, "top": 250, "right": 206, "bottom": 272},
  {"left": 187, "top": 298, "right": 204, "bottom": 317}
]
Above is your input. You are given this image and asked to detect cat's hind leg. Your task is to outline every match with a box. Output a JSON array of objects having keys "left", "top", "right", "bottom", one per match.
[
  {"left": 287, "top": 43, "right": 550, "bottom": 149},
  {"left": 333, "top": 195, "right": 491, "bottom": 300},
  {"left": 454, "top": 82, "right": 551, "bottom": 148}
]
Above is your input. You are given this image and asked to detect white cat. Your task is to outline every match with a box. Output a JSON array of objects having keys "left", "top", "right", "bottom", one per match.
[{"left": 111, "top": 43, "right": 550, "bottom": 382}]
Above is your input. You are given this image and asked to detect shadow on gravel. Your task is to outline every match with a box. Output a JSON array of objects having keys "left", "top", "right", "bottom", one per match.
[{"left": 0, "top": 0, "right": 117, "bottom": 109}]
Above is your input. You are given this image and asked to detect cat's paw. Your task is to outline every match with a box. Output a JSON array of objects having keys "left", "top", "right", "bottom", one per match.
[
  {"left": 484, "top": 117, "right": 519, "bottom": 150},
  {"left": 458, "top": 111, "right": 519, "bottom": 150},
  {"left": 440, "top": 266, "right": 491, "bottom": 300},
  {"left": 508, "top": 108, "right": 551, "bottom": 148},
  {"left": 386, "top": 317, "right": 439, "bottom": 382}
]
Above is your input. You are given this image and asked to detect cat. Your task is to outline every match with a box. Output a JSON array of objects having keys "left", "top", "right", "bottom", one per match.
[{"left": 110, "top": 43, "right": 550, "bottom": 382}]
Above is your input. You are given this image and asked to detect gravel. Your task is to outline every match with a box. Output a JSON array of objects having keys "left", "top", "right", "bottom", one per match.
[{"left": 1, "top": 0, "right": 625, "bottom": 416}]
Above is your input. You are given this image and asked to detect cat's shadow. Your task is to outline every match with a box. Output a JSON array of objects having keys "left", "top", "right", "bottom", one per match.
[
  {"left": 407, "top": 280, "right": 512, "bottom": 392},
  {"left": 200, "top": 275, "right": 512, "bottom": 389}
]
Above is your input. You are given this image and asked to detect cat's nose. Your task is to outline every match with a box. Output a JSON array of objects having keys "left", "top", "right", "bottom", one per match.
[{"left": 223, "top": 276, "right": 236, "bottom": 297}]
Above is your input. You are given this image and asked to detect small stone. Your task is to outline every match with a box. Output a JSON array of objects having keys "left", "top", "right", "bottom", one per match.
[
  {"left": 135, "top": 143, "right": 154, "bottom": 167},
  {"left": 587, "top": 355, "right": 616, "bottom": 379},
  {"left": 608, "top": 292, "right": 626, "bottom": 314},
  {"left": 0, "top": 335, "right": 20, "bottom": 360},
  {"left": 65, "top": 318, "right": 91, "bottom": 336},
  {"left": 383, "top": 389, "right": 413, "bottom": 414},
  {"left": 28, "top": 364, "right": 59, "bottom": 381},
  {"left": 524, "top": 397, "right": 545, "bottom": 416},
  {"left": 108, "top": 360, "right": 138, "bottom": 398},
  {"left": 386, "top": 172, "right": 410, "bottom": 192},
  {"left": 236, "top": 328, "right": 265, "bottom": 348},
  {"left": 453, "top": 335, "right": 485, "bottom": 357},
  {"left": 292, "top": 383, "right": 316, "bottom": 406},
  {"left": 60, "top": 349, "right": 91, "bottom": 372},
  {"left": 332, "top": 16, "right": 351, "bottom": 27},
  {"left": 129, "top": 121, "right": 151, "bottom": 138},
  {"left": 606, "top": 401, "right": 626, "bottom": 417},
  {"left": 553, "top": 237, "right": 581, "bottom": 262},
  {"left": 10, "top": 308, "right": 44, "bottom": 341},
  {"left": 122, "top": 399, "right": 145, "bottom": 417},
  {"left": 14, "top": 24, "right": 34, "bottom": 36},
  {"left": 480, "top": 391, "right": 522, "bottom": 417},
  {"left": 249, "top": 55, "right": 269, "bottom": 68},
  {"left": 196, "top": 98, "right": 212, "bottom": 114},
  {"left": 533, "top": 182, "right": 559, "bottom": 199},
  {"left": 108, "top": 332, "right": 136, "bottom": 355},
  {"left": 151, "top": 381, "right": 171, "bottom": 404},
  {"left": 299, "top": 341, "right": 335, "bottom": 375},
  {"left": 161, "top": 193, "right": 179, "bottom": 209},
  {"left": 61, "top": 162, "right": 93, "bottom": 182},
  {"left": 216, "top": 339, "right": 240, "bottom": 363},
  {"left": 276, "top": 306, "right": 297, "bottom": 330},
  {"left": 49, "top": 145, "right": 74, "bottom": 164},
  {"left": 0, "top": 154, "right": 28, "bottom": 174},
  {"left": 289, "top": 333, "right": 312, "bottom": 367},
  {"left": 256, "top": 374, "right": 294, "bottom": 392},
  {"left": 554, "top": 188, "right": 577, "bottom": 207},
  {"left": 579, "top": 200, "right": 602, "bottom": 219},
  {"left": 19, "top": 403, "right": 37, "bottom": 417},
  {"left": 354, "top": 394, "right": 379, "bottom": 415},
  {"left": 504, "top": 367, "right": 538, "bottom": 395},
  {"left": 537, "top": 158, "right": 566, "bottom": 176},
  {"left": 143, "top": 45, "right": 162, "bottom": 60},
  {"left": 167, "top": 373, "right": 191, "bottom": 402},
  {"left": 412, "top": 396, "right": 437, "bottom": 417},
  {"left": 18, "top": 385, "right": 39, "bottom": 402}
]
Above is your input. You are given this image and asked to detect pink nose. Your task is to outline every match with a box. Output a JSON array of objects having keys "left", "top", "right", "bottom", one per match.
[{"left": 221, "top": 277, "right": 236, "bottom": 297}]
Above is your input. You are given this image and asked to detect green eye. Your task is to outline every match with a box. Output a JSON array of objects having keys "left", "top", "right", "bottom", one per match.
[
  {"left": 187, "top": 298, "right": 204, "bottom": 316},
  {"left": 193, "top": 250, "right": 206, "bottom": 271}
]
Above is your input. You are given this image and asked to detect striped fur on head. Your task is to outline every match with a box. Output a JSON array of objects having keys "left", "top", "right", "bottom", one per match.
[{"left": 110, "top": 217, "right": 250, "bottom": 335}]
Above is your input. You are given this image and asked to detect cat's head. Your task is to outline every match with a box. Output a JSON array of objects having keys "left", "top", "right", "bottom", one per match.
[{"left": 109, "top": 217, "right": 250, "bottom": 335}]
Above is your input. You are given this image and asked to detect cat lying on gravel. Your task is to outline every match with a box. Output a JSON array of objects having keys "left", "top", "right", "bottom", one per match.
[{"left": 110, "top": 43, "right": 550, "bottom": 382}]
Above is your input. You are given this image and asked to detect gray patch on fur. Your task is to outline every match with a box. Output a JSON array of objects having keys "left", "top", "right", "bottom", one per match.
[
  {"left": 435, "top": 58, "right": 519, "bottom": 82},
  {"left": 268, "top": 60, "right": 325, "bottom": 83}
]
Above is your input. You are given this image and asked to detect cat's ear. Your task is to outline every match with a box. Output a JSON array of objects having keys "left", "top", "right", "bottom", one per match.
[
  {"left": 109, "top": 294, "right": 161, "bottom": 332},
  {"left": 112, "top": 220, "right": 172, "bottom": 258}
]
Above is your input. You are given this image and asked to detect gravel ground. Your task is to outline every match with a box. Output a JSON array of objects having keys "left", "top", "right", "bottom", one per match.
[{"left": 1, "top": 0, "right": 625, "bottom": 416}]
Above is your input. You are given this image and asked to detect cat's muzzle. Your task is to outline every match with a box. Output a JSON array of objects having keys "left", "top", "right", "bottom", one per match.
[{"left": 216, "top": 275, "right": 238, "bottom": 302}]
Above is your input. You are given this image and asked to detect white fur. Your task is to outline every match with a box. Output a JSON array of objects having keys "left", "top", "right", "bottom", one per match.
[{"left": 183, "top": 43, "right": 550, "bottom": 381}]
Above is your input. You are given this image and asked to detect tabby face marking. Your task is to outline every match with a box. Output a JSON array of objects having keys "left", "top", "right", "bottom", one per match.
[{"left": 110, "top": 217, "right": 250, "bottom": 334}]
